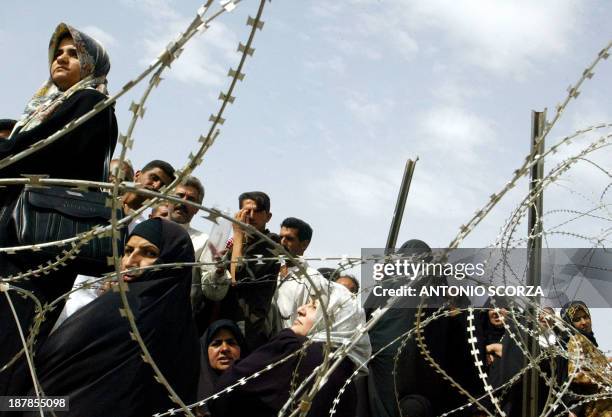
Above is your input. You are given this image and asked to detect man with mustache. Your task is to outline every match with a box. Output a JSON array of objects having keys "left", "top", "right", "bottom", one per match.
[{"left": 166, "top": 176, "right": 210, "bottom": 328}]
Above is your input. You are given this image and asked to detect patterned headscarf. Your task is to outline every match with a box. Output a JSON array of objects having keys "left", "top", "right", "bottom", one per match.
[
  {"left": 561, "top": 300, "right": 590, "bottom": 324},
  {"left": 561, "top": 300, "right": 598, "bottom": 346},
  {"left": 11, "top": 23, "right": 111, "bottom": 136}
]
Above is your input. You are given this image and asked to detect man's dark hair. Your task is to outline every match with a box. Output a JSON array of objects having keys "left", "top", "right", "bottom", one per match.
[
  {"left": 318, "top": 267, "right": 336, "bottom": 280},
  {"left": 0, "top": 119, "right": 17, "bottom": 131},
  {"left": 281, "top": 217, "right": 313, "bottom": 242},
  {"left": 337, "top": 274, "right": 360, "bottom": 293},
  {"left": 239, "top": 191, "right": 271, "bottom": 212},
  {"left": 183, "top": 176, "right": 204, "bottom": 203},
  {"left": 141, "top": 160, "right": 175, "bottom": 181}
]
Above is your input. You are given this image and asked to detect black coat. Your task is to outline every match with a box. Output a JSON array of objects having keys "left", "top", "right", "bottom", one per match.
[
  {"left": 0, "top": 88, "right": 118, "bottom": 399},
  {"left": 23, "top": 219, "right": 200, "bottom": 417},
  {"left": 212, "top": 328, "right": 357, "bottom": 417},
  {"left": 0, "top": 88, "right": 117, "bottom": 182}
]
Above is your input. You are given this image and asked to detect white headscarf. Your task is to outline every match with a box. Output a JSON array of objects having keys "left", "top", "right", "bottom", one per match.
[{"left": 309, "top": 281, "right": 371, "bottom": 369}]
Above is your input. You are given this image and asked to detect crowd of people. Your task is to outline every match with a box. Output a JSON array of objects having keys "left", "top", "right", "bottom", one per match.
[{"left": 0, "top": 23, "right": 611, "bottom": 417}]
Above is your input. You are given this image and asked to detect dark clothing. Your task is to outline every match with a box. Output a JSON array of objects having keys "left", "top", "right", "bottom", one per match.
[
  {"left": 367, "top": 274, "right": 473, "bottom": 417},
  {"left": 197, "top": 320, "right": 248, "bottom": 416},
  {"left": 213, "top": 328, "right": 357, "bottom": 417},
  {"left": 23, "top": 219, "right": 200, "bottom": 417},
  {"left": 0, "top": 88, "right": 117, "bottom": 398},
  {"left": 211, "top": 230, "right": 280, "bottom": 351},
  {"left": 488, "top": 321, "right": 566, "bottom": 417},
  {"left": 0, "top": 89, "right": 117, "bottom": 182}
]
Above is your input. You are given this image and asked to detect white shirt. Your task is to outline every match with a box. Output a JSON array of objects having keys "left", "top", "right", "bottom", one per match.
[{"left": 185, "top": 224, "right": 209, "bottom": 310}]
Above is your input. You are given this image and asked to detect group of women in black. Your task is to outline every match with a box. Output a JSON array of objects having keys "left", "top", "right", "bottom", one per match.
[{"left": 365, "top": 240, "right": 611, "bottom": 417}]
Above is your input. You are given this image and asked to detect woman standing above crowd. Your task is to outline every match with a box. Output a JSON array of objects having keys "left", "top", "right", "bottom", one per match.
[{"left": 0, "top": 22, "right": 118, "bottom": 397}]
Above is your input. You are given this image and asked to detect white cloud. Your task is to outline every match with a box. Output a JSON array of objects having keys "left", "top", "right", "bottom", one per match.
[
  {"left": 345, "top": 93, "right": 395, "bottom": 127},
  {"left": 137, "top": 7, "right": 238, "bottom": 87},
  {"left": 81, "top": 25, "right": 116, "bottom": 48},
  {"left": 121, "top": 0, "right": 239, "bottom": 87},
  {"left": 304, "top": 56, "right": 346, "bottom": 75},
  {"left": 312, "top": 0, "right": 581, "bottom": 77},
  {"left": 406, "top": 0, "right": 581, "bottom": 77},
  {"left": 121, "top": 0, "right": 181, "bottom": 21},
  {"left": 418, "top": 106, "right": 495, "bottom": 160},
  {"left": 431, "top": 79, "right": 485, "bottom": 105},
  {"left": 321, "top": 167, "right": 397, "bottom": 217}
]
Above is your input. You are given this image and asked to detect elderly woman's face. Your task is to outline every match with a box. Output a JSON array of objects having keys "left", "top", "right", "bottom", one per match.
[
  {"left": 291, "top": 300, "right": 318, "bottom": 337},
  {"left": 120, "top": 235, "right": 160, "bottom": 281},
  {"left": 208, "top": 328, "right": 241, "bottom": 372},
  {"left": 51, "top": 36, "right": 81, "bottom": 91}
]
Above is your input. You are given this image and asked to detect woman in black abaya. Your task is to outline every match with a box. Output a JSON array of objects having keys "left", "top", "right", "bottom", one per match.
[
  {"left": 0, "top": 22, "right": 118, "bottom": 396},
  {"left": 197, "top": 320, "right": 248, "bottom": 417},
  {"left": 0, "top": 22, "right": 117, "bottom": 182},
  {"left": 24, "top": 219, "right": 200, "bottom": 417}
]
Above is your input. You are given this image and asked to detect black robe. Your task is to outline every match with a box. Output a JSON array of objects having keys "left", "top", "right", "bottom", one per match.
[
  {"left": 0, "top": 88, "right": 118, "bottom": 398},
  {"left": 21, "top": 219, "right": 200, "bottom": 417},
  {"left": 367, "top": 274, "right": 472, "bottom": 417},
  {"left": 212, "top": 328, "right": 357, "bottom": 417},
  {"left": 0, "top": 89, "right": 117, "bottom": 182},
  {"left": 197, "top": 319, "right": 248, "bottom": 416}
]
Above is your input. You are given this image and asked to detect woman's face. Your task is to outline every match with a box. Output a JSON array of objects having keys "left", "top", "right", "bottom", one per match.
[
  {"left": 488, "top": 308, "right": 508, "bottom": 328},
  {"left": 291, "top": 300, "right": 318, "bottom": 337},
  {"left": 571, "top": 309, "right": 592, "bottom": 333},
  {"left": 51, "top": 36, "right": 81, "bottom": 91},
  {"left": 120, "top": 235, "right": 160, "bottom": 281},
  {"left": 208, "top": 328, "right": 241, "bottom": 372}
]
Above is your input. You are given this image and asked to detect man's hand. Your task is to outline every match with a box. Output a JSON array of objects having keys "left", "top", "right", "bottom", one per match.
[{"left": 233, "top": 200, "right": 256, "bottom": 234}]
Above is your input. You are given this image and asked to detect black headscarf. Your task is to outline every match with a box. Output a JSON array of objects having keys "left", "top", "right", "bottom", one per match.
[
  {"left": 561, "top": 301, "right": 598, "bottom": 346},
  {"left": 25, "top": 219, "right": 199, "bottom": 417},
  {"left": 212, "top": 329, "right": 357, "bottom": 417},
  {"left": 478, "top": 296, "right": 511, "bottom": 345},
  {"left": 197, "top": 320, "right": 248, "bottom": 403}
]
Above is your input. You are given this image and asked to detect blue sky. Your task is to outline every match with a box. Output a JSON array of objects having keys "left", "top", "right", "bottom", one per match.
[{"left": 2, "top": 1, "right": 611, "bottom": 350}]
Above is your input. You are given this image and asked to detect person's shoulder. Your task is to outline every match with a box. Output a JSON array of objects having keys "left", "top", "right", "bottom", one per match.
[
  {"left": 70, "top": 88, "right": 107, "bottom": 100},
  {"left": 65, "top": 88, "right": 108, "bottom": 109},
  {"left": 266, "top": 230, "right": 280, "bottom": 243}
]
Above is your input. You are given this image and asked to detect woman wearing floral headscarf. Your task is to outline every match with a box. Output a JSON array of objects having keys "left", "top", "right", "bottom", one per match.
[
  {"left": 561, "top": 301, "right": 612, "bottom": 417},
  {"left": 0, "top": 22, "right": 117, "bottom": 181},
  {"left": 0, "top": 23, "right": 117, "bottom": 397}
]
